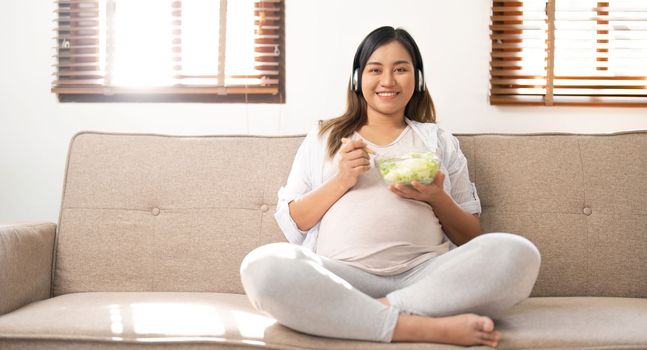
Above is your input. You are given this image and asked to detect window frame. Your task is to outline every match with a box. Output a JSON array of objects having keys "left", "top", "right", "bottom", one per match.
[
  {"left": 489, "top": 0, "right": 647, "bottom": 107},
  {"left": 52, "top": 0, "right": 285, "bottom": 103}
]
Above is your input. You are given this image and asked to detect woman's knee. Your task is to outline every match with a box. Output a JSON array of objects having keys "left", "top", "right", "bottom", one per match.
[
  {"left": 240, "top": 242, "right": 314, "bottom": 304},
  {"left": 475, "top": 233, "right": 542, "bottom": 309},
  {"left": 241, "top": 242, "right": 298, "bottom": 284},
  {"left": 476, "top": 233, "right": 541, "bottom": 273}
]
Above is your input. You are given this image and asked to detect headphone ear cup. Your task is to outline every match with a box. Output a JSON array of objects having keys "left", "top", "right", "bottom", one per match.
[
  {"left": 418, "top": 69, "right": 425, "bottom": 92},
  {"left": 351, "top": 69, "right": 359, "bottom": 92}
]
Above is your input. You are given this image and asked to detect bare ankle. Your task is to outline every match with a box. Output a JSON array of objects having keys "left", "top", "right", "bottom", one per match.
[{"left": 377, "top": 297, "right": 390, "bottom": 305}]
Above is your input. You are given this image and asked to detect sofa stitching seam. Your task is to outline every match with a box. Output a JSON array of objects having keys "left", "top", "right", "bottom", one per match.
[{"left": 576, "top": 138, "right": 591, "bottom": 296}]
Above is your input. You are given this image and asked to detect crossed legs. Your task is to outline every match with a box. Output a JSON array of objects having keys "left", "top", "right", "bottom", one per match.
[{"left": 240, "top": 233, "right": 541, "bottom": 346}]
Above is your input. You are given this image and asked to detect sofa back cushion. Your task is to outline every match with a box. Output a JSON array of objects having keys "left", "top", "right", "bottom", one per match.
[
  {"left": 54, "top": 133, "right": 299, "bottom": 295},
  {"left": 54, "top": 131, "right": 647, "bottom": 297},
  {"left": 457, "top": 132, "right": 647, "bottom": 297}
]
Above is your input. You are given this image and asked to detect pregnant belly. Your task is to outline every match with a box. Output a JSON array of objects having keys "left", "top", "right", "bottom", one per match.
[{"left": 315, "top": 184, "right": 446, "bottom": 265}]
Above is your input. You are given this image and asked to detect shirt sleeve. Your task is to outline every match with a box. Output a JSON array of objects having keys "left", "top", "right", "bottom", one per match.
[
  {"left": 273, "top": 125, "right": 319, "bottom": 245},
  {"left": 443, "top": 132, "right": 482, "bottom": 215}
]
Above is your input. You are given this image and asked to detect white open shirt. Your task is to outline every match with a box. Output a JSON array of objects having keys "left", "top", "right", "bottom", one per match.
[{"left": 274, "top": 118, "right": 482, "bottom": 252}]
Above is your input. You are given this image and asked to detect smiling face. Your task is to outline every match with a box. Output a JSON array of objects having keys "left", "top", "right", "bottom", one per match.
[{"left": 361, "top": 40, "right": 416, "bottom": 123}]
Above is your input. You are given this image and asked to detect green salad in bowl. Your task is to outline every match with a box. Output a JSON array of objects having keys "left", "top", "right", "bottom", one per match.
[{"left": 375, "top": 151, "right": 440, "bottom": 185}]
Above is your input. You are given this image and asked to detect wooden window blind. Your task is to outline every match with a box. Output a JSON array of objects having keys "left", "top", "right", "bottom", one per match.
[
  {"left": 490, "top": 0, "right": 647, "bottom": 106},
  {"left": 53, "top": 0, "right": 284, "bottom": 103}
]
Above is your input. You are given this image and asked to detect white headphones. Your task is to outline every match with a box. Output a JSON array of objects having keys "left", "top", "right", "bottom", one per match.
[{"left": 351, "top": 68, "right": 425, "bottom": 93}]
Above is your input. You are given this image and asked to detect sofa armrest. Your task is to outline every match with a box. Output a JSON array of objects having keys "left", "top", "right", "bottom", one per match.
[{"left": 0, "top": 222, "right": 56, "bottom": 316}]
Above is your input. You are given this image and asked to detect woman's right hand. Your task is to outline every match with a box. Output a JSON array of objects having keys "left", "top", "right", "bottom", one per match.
[{"left": 335, "top": 138, "right": 371, "bottom": 191}]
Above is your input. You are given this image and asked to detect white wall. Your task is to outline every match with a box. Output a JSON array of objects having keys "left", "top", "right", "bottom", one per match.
[{"left": 2, "top": 0, "right": 646, "bottom": 223}]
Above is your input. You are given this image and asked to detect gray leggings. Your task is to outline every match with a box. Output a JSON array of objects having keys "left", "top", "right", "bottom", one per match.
[{"left": 240, "top": 233, "right": 541, "bottom": 343}]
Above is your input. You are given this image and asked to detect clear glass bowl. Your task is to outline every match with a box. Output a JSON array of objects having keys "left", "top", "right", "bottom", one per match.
[{"left": 374, "top": 151, "right": 440, "bottom": 185}]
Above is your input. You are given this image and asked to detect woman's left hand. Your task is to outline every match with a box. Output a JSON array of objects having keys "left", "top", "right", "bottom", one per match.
[{"left": 388, "top": 171, "right": 445, "bottom": 205}]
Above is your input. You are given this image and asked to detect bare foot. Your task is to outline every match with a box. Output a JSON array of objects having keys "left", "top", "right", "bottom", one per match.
[
  {"left": 393, "top": 313, "right": 501, "bottom": 347},
  {"left": 376, "top": 298, "right": 501, "bottom": 347}
]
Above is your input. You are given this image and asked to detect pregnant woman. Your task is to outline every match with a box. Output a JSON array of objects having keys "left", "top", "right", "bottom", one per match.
[{"left": 240, "top": 26, "right": 541, "bottom": 347}]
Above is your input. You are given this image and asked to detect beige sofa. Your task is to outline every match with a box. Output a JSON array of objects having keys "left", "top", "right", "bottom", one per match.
[{"left": 1, "top": 130, "right": 646, "bottom": 350}]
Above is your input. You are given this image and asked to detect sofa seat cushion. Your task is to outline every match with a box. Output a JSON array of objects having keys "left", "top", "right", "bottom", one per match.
[
  {"left": 0, "top": 293, "right": 645, "bottom": 350},
  {"left": 496, "top": 297, "right": 647, "bottom": 349}
]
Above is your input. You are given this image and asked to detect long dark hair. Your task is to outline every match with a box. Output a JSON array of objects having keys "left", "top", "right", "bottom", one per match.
[{"left": 319, "top": 26, "right": 436, "bottom": 159}]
